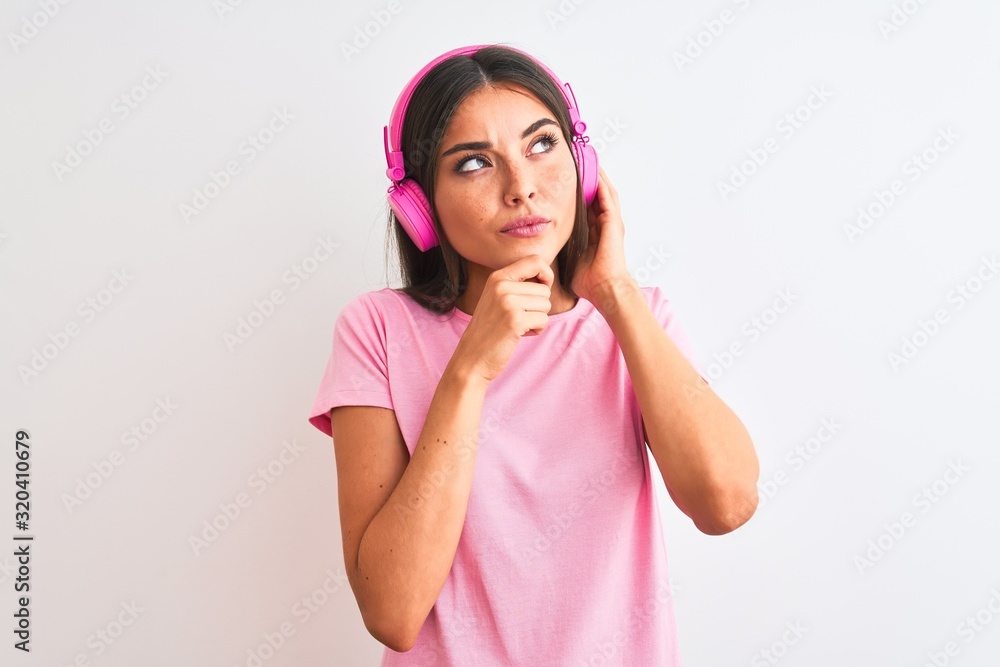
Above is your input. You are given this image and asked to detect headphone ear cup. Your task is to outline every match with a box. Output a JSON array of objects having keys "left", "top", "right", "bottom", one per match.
[
  {"left": 574, "top": 141, "right": 599, "bottom": 207},
  {"left": 390, "top": 141, "right": 595, "bottom": 250},
  {"left": 388, "top": 178, "right": 439, "bottom": 251}
]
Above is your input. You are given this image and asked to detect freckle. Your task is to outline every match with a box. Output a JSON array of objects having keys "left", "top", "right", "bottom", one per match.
[{"left": 379, "top": 484, "right": 383, "bottom": 488}]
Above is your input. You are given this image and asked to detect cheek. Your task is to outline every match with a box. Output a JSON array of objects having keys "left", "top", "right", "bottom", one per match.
[
  {"left": 437, "top": 186, "right": 489, "bottom": 234},
  {"left": 542, "top": 152, "right": 579, "bottom": 203},
  {"left": 436, "top": 181, "right": 469, "bottom": 221}
]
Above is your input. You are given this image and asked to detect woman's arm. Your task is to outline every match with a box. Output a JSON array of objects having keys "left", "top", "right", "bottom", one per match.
[
  {"left": 332, "top": 356, "right": 489, "bottom": 652},
  {"left": 593, "top": 276, "right": 759, "bottom": 536}
]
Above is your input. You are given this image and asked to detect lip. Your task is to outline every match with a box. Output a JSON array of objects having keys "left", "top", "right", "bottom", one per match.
[
  {"left": 500, "top": 215, "right": 550, "bottom": 232},
  {"left": 501, "top": 221, "right": 549, "bottom": 238}
]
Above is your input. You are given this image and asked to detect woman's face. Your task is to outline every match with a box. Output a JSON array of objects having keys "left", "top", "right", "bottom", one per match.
[{"left": 433, "top": 83, "right": 579, "bottom": 281}]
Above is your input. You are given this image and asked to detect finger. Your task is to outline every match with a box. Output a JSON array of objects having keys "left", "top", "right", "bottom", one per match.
[
  {"left": 598, "top": 166, "right": 616, "bottom": 195},
  {"left": 522, "top": 310, "right": 549, "bottom": 336},
  {"left": 518, "top": 254, "right": 554, "bottom": 285},
  {"left": 518, "top": 294, "right": 554, "bottom": 314},
  {"left": 502, "top": 256, "right": 555, "bottom": 293},
  {"left": 503, "top": 255, "right": 552, "bottom": 287},
  {"left": 536, "top": 257, "right": 556, "bottom": 288}
]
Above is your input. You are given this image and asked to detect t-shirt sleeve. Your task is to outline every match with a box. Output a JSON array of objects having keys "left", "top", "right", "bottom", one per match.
[
  {"left": 645, "top": 285, "right": 709, "bottom": 384},
  {"left": 307, "top": 292, "right": 394, "bottom": 438}
]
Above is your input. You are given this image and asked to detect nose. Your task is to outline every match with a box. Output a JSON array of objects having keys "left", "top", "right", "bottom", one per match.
[{"left": 503, "top": 162, "right": 537, "bottom": 206}]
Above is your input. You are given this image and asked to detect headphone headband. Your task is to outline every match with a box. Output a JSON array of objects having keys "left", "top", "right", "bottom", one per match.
[
  {"left": 382, "top": 43, "right": 599, "bottom": 252},
  {"left": 383, "top": 44, "right": 587, "bottom": 183}
]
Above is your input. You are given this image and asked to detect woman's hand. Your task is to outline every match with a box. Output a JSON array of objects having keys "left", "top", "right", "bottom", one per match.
[
  {"left": 570, "top": 166, "right": 633, "bottom": 304},
  {"left": 452, "top": 255, "right": 554, "bottom": 385}
]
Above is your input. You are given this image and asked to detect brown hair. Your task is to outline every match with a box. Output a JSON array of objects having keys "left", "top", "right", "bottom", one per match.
[{"left": 386, "top": 44, "right": 589, "bottom": 314}]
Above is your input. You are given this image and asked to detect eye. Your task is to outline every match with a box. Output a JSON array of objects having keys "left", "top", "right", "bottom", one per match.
[
  {"left": 455, "top": 153, "right": 489, "bottom": 174},
  {"left": 454, "top": 132, "right": 561, "bottom": 174},
  {"left": 530, "top": 131, "right": 559, "bottom": 155}
]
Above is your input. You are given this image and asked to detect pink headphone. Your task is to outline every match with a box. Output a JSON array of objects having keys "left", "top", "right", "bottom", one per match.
[{"left": 383, "top": 44, "right": 600, "bottom": 252}]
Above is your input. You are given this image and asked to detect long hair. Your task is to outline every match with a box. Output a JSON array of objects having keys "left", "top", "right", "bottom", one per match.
[{"left": 386, "top": 44, "right": 589, "bottom": 315}]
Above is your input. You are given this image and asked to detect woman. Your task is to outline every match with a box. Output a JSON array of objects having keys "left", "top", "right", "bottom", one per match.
[{"left": 308, "top": 43, "right": 759, "bottom": 666}]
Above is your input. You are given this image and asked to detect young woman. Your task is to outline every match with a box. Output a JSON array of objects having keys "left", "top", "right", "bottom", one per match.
[{"left": 308, "top": 43, "right": 759, "bottom": 666}]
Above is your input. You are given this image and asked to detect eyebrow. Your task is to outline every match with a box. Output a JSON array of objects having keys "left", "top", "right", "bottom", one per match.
[{"left": 439, "top": 118, "right": 559, "bottom": 160}]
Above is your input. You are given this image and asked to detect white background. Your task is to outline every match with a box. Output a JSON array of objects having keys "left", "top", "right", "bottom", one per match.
[{"left": 2, "top": 1, "right": 1000, "bottom": 665}]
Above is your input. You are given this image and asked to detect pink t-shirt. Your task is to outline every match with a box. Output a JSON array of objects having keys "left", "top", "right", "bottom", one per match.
[{"left": 308, "top": 286, "right": 706, "bottom": 666}]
